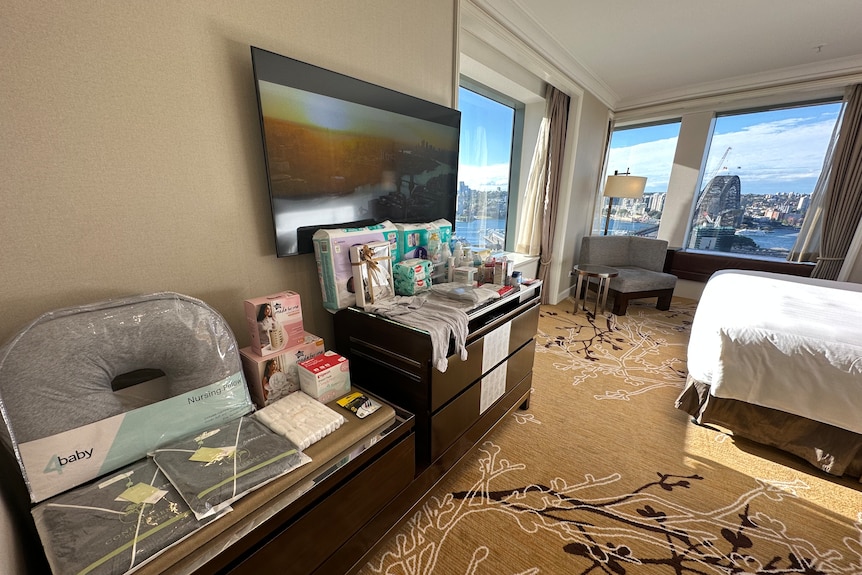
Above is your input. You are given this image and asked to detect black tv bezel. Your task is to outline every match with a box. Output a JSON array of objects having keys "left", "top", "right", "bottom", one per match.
[{"left": 250, "top": 46, "right": 461, "bottom": 257}]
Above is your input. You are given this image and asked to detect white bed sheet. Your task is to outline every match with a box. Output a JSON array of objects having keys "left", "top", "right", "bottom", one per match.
[{"left": 687, "top": 269, "right": 862, "bottom": 434}]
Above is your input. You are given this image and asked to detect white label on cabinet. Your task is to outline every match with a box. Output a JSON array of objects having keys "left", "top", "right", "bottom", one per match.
[{"left": 480, "top": 322, "right": 511, "bottom": 413}]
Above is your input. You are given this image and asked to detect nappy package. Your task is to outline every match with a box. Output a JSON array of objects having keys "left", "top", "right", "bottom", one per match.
[
  {"left": 312, "top": 221, "right": 399, "bottom": 311},
  {"left": 395, "top": 219, "right": 452, "bottom": 261},
  {"left": 393, "top": 258, "right": 433, "bottom": 295}
]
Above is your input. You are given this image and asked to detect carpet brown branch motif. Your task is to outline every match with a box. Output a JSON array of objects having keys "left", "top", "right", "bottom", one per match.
[{"left": 357, "top": 299, "right": 862, "bottom": 575}]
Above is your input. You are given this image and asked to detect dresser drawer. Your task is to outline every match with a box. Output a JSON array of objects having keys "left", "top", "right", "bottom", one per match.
[
  {"left": 431, "top": 302, "right": 539, "bottom": 411},
  {"left": 430, "top": 342, "right": 535, "bottom": 461}
]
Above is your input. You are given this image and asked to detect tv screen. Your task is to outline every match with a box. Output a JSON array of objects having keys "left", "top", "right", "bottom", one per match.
[{"left": 250, "top": 46, "right": 461, "bottom": 257}]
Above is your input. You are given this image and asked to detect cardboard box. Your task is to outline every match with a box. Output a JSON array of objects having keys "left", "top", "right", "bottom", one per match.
[
  {"left": 240, "top": 333, "right": 325, "bottom": 407},
  {"left": 298, "top": 351, "right": 351, "bottom": 404},
  {"left": 244, "top": 291, "right": 304, "bottom": 356},
  {"left": 312, "top": 221, "right": 398, "bottom": 312}
]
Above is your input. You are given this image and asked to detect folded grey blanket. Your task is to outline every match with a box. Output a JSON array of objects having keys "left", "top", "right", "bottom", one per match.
[
  {"left": 151, "top": 415, "right": 310, "bottom": 519},
  {"left": 32, "top": 458, "right": 224, "bottom": 575}
]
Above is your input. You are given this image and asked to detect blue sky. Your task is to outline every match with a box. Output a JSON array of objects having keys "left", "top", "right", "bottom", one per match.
[
  {"left": 457, "top": 91, "right": 842, "bottom": 197},
  {"left": 457, "top": 87, "right": 515, "bottom": 191},
  {"left": 609, "top": 101, "right": 842, "bottom": 195}
]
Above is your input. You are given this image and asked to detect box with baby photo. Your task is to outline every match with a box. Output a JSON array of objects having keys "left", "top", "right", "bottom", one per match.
[
  {"left": 244, "top": 291, "right": 304, "bottom": 356},
  {"left": 239, "top": 333, "right": 325, "bottom": 408}
]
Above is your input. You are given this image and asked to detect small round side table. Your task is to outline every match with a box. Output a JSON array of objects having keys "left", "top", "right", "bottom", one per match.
[{"left": 571, "top": 264, "right": 619, "bottom": 316}]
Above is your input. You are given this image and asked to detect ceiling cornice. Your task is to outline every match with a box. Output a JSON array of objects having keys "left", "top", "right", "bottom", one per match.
[
  {"left": 463, "top": 0, "right": 862, "bottom": 116},
  {"left": 616, "top": 53, "right": 862, "bottom": 113},
  {"left": 462, "top": 0, "right": 611, "bottom": 106}
]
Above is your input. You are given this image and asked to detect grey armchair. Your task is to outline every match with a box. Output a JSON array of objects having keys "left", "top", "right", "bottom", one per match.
[{"left": 577, "top": 236, "right": 677, "bottom": 316}]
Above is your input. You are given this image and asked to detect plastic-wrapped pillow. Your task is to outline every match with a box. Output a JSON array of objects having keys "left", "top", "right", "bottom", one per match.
[{"left": 0, "top": 292, "right": 253, "bottom": 502}]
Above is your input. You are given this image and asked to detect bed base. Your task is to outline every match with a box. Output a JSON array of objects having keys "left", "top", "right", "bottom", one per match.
[{"left": 676, "top": 376, "right": 862, "bottom": 480}]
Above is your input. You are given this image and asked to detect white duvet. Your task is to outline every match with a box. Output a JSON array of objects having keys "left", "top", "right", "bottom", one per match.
[{"left": 687, "top": 269, "right": 862, "bottom": 434}]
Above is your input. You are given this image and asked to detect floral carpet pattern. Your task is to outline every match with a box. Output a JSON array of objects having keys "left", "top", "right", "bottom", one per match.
[
  {"left": 535, "top": 301, "right": 696, "bottom": 402},
  {"left": 358, "top": 299, "right": 862, "bottom": 575}
]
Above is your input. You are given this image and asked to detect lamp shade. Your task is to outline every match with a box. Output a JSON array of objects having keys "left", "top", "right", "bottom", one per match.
[{"left": 603, "top": 174, "right": 647, "bottom": 198}]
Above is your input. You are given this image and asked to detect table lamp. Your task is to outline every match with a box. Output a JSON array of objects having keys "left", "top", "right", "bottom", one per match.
[{"left": 602, "top": 169, "right": 647, "bottom": 235}]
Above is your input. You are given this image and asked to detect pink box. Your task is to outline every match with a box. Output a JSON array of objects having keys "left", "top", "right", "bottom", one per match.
[
  {"left": 297, "top": 351, "right": 351, "bottom": 404},
  {"left": 239, "top": 332, "right": 325, "bottom": 408},
  {"left": 244, "top": 291, "right": 304, "bottom": 356}
]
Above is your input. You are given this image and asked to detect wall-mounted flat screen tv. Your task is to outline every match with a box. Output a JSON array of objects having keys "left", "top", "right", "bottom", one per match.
[{"left": 251, "top": 46, "right": 461, "bottom": 257}]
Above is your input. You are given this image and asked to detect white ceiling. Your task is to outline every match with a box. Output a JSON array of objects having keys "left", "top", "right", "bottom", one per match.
[{"left": 473, "top": 0, "right": 862, "bottom": 110}]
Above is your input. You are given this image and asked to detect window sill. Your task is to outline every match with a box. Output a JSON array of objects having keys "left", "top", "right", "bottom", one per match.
[{"left": 666, "top": 249, "right": 814, "bottom": 283}]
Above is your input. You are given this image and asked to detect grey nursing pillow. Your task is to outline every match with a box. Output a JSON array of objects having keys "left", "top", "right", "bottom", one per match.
[
  {"left": 0, "top": 292, "right": 241, "bottom": 442},
  {"left": 0, "top": 292, "right": 252, "bottom": 501}
]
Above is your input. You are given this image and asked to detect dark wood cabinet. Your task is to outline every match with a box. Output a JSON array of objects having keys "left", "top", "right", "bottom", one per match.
[
  {"left": 125, "top": 396, "right": 415, "bottom": 575},
  {"left": 333, "top": 282, "right": 542, "bottom": 474}
]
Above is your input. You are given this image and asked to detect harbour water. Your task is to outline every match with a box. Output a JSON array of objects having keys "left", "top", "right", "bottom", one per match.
[
  {"left": 453, "top": 217, "right": 506, "bottom": 249},
  {"left": 456, "top": 216, "right": 801, "bottom": 255}
]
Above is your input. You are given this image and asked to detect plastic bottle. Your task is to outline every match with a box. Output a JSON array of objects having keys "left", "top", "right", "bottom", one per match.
[{"left": 427, "top": 232, "right": 441, "bottom": 263}]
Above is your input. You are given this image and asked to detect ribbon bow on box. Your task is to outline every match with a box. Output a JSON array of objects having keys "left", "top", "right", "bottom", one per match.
[{"left": 350, "top": 242, "right": 393, "bottom": 306}]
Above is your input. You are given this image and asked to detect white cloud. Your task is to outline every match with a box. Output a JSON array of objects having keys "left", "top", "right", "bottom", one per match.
[
  {"left": 458, "top": 162, "right": 511, "bottom": 191},
  {"left": 608, "top": 111, "right": 838, "bottom": 195}
]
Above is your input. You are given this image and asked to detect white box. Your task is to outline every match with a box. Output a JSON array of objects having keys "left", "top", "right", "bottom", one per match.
[
  {"left": 297, "top": 351, "right": 352, "bottom": 404},
  {"left": 244, "top": 291, "right": 304, "bottom": 356},
  {"left": 312, "top": 222, "right": 398, "bottom": 312},
  {"left": 349, "top": 241, "right": 394, "bottom": 309},
  {"left": 239, "top": 332, "right": 326, "bottom": 408}
]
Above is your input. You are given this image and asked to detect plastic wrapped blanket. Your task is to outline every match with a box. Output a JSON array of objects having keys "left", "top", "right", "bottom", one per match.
[
  {"left": 151, "top": 415, "right": 310, "bottom": 519},
  {"left": 32, "top": 458, "right": 226, "bottom": 575}
]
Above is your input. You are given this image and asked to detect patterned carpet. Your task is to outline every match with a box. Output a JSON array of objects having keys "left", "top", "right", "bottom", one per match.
[{"left": 356, "top": 298, "right": 862, "bottom": 575}]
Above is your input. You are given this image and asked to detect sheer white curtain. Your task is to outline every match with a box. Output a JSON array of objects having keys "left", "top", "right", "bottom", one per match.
[
  {"left": 788, "top": 96, "right": 847, "bottom": 262},
  {"left": 514, "top": 111, "right": 549, "bottom": 256},
  {"left": 514, "top": 85, "right": 570, "bottom": 301}
]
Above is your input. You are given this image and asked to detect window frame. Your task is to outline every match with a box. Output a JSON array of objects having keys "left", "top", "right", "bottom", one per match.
[
  {"left": 599, "top": 118, "right": 682, "bottom": 238},
  {"left": 457, "top": 76, "right": 526, "bottom": 252},
  {"left": 680, "top": 97, "right": 842, "bottom": 262}
]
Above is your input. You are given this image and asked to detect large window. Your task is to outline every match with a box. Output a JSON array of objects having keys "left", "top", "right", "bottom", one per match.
[
  {"left": 595, "top": 121, "right": 681, "bottom": 237},
  {"left": 456, "top": 85, "right": 516, "bottom": 250},
  {"left": 685, "top": 101, "right": 841, "bottom": 259}
]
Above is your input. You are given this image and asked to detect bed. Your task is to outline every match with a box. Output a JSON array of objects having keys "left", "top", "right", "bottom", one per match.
[{"left": 675, "top": 269, "right": 862, "bottom": 479}]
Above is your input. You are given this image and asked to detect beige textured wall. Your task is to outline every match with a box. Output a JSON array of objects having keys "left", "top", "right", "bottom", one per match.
[{"left": 0, "top": 1, "right": 456, "bottom": 571}]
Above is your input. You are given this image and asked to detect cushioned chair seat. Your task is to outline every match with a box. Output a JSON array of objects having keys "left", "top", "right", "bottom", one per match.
[
  {"left": 577, "top": 236, "right": 678, "bottom": 316},
  {"left": 609, "top": 266, "right": 677, "bottom": 292}
]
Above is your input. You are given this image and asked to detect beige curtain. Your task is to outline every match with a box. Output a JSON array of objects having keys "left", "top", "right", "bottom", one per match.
[
  {"left": 811, "top": 84, "right": 862, "bottom": 280},
  {"left": 514, "top": 85, "right": 570, "bottom": 302}
]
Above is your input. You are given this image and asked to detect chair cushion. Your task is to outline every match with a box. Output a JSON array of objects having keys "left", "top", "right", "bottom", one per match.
[{"left": 608, "top": 266, "right": 677, "bottom": 292}]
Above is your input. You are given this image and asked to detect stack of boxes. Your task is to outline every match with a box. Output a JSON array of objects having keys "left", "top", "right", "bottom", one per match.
[
  {"left": 240, "top": 291, "right": 350, "bottom": 408},
  {"left": 312, "top": 219, "right": 457, "bottom": 312}
]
